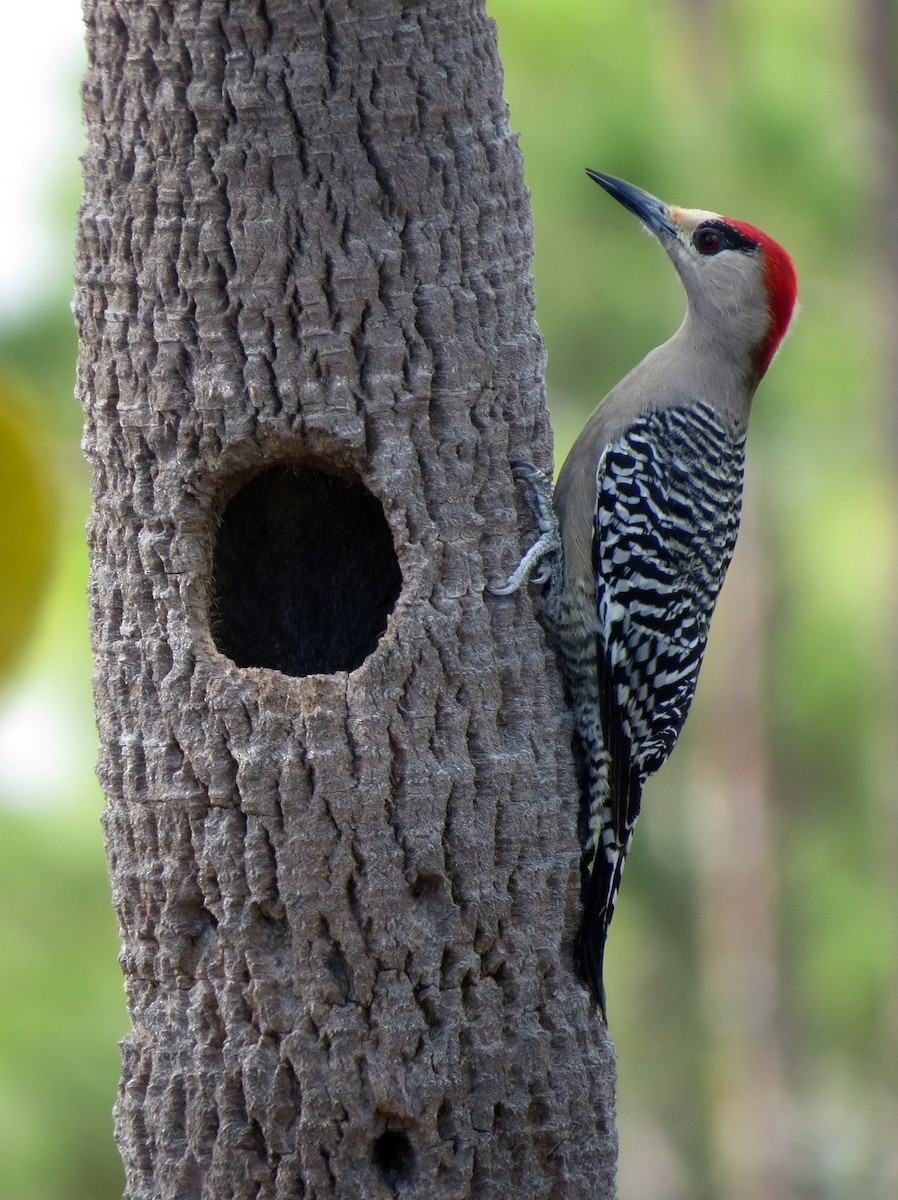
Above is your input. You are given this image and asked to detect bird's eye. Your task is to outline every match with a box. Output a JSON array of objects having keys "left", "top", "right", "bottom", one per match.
[{"left": 695, "top": 227, "right": 723, "bottom": 255}]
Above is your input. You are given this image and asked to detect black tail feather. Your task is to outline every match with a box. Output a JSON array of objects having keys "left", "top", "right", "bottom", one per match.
[
  {"left": 575, "top": 872, "right": 610, "bottom": 1022},
  {"left": 575, "top": 816, "right": 635, "bottom": 1025}
]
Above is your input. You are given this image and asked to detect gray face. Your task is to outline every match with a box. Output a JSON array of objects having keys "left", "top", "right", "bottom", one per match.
[{"left": 586, "top": 174, "right": 772, "bottom": 350}]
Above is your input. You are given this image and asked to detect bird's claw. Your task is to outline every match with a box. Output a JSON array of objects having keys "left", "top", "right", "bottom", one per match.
[
  {"left": 488, "top": 461, "right": 562, "bottom": 596},
  {"left": 509, "top": 461, "right": 557, "bottom": 530}
]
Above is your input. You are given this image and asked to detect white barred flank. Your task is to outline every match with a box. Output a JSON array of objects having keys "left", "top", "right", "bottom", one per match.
[
  {"left": 559, "top": 403, "right": 747, "bottom": 1015},
  {"left": 543, "top": 404, "right": 745, "bottom": 983},
  {"left": 593, "top": 402, "right": 745, "bottom": 791},
  {"left": 494, "top": 405, "right": 748, "bottom": 1017}
]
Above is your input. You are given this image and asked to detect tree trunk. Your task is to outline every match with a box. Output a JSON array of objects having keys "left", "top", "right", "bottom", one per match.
[{"left": 76, "top": 2, "right": 617, "bottom": 1197}]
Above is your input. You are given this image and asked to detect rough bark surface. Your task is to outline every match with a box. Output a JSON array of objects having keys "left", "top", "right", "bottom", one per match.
[{"left": 77, "top": 1, "right": 617, "bottom": 1197}]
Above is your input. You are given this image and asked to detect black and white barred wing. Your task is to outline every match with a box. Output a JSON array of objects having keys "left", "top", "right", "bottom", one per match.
[{"left": 593, "top": 404, "right": 746, "bottom": 787}]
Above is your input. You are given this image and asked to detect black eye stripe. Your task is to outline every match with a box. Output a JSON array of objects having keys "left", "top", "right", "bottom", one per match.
[{"left": 693, "top": 220, "right": 760, "bottom": 254}]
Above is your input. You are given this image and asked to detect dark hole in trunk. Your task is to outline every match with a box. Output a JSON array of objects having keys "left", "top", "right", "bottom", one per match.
[
  {"left": 372, "top": 1130, "right": 414, "bottom": 1189},
  {"left": 212, "top": 466, "right": 402, "bottom": 676}
]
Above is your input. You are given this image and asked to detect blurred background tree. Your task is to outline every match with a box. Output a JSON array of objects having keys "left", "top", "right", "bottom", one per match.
[{"left": 1, "top": 0, "right": 895, "bottom": 1197}]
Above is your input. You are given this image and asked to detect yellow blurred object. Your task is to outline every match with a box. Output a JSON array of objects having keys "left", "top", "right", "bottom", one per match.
[{"left": 0, "top": 375, "right": 55, "bottom": 679}]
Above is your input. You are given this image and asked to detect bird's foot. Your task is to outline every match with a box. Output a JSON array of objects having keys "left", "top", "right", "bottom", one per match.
[{"left": 488, "top": 461, "right": 563, "bottom": 595}]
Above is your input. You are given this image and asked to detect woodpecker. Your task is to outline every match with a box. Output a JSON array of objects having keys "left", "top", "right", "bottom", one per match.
[{"left": 493, "top": 171, "right": 797, "bottom": 1020}]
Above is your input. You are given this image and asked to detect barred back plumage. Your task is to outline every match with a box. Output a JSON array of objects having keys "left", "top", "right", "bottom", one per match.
[
  {"left": 595, "top": 403, "right": 745, "bottom": 779},
  {"left": 575, "top": 403, "right": 746, "bottom": 1011}
]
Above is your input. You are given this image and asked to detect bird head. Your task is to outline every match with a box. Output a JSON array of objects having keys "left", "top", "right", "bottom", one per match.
[{"left": 587, "top": 170, "right": 798, "bottom": 382}]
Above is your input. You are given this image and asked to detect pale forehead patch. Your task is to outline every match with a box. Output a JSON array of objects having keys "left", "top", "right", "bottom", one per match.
[{"left": 669, "top": 206, "right": 721, "bottom": 235}]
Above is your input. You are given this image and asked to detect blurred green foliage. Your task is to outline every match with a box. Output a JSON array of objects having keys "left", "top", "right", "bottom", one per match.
[
  {"left": 0, "top": 808, "right": 124, "bottom": 1200},
  {"left": 1, "top": 1, "right": 896, "bottom": 1197},
  {"left": 0, "top": 320, "right": 126, "bottom": 1195},
  {"left": 0, "top": 377, "right": 55, "bottom": 676},
  {"left": 0, "top": 48, "right": 126, "bottom": 1195}
]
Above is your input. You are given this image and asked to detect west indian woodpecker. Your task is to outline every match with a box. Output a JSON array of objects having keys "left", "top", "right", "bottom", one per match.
[{"left": 492, "top": 171, "right": 797, "bottom": 1021}]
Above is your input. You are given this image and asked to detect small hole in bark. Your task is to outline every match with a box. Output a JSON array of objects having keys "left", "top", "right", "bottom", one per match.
[
  {"left": 372, "top": 1130, "right": 414, "bottom": 1189},
  {"left": 410, "top": 871, "right": 442, "bottom": 899},
  {"left": 212, "top": 466, "right": 402, "bottom": 676}
]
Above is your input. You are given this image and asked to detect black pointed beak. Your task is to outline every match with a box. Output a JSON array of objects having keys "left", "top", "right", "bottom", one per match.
[{"left": 586, "top": 169, "right": 678, "bottom": 240}]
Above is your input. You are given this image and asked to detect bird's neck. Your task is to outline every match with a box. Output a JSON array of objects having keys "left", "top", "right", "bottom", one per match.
[{"left": 663, "top": 307, "right": 761, "bottom": 430}]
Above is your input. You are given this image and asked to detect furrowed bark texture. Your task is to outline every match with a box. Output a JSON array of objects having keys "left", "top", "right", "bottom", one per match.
[{"left": 77, "top": 1, "right": 617, "bottom": 1197}]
